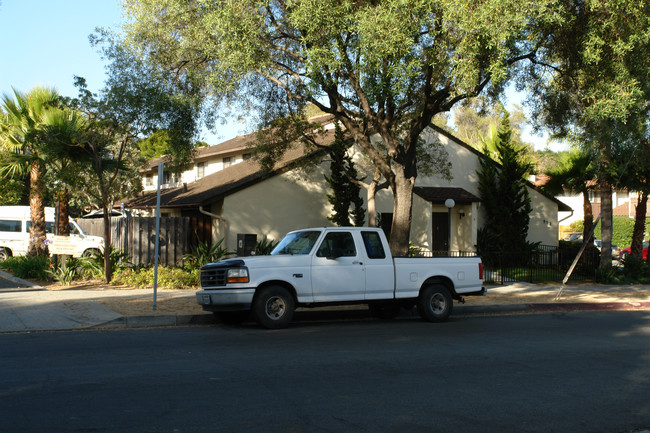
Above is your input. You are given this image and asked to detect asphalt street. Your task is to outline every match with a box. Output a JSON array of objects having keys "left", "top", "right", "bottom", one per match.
[{"left": 1, "top": 312, "right": 649, "bottom": 433}]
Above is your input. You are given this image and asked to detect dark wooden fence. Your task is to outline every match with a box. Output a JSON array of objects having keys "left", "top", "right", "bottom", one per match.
[{"left": 77, "top": 216, "right": 212, "bottom": 266}]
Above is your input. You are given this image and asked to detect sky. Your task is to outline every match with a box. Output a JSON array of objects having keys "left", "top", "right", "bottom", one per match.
[{"left": 0, "top": 0, "right": 560, "bottom": 150}]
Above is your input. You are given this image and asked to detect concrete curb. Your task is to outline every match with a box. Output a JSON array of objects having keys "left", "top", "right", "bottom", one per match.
[
  {"left": 94, "top": 313, "right": 216, "bottom": 329},
  {"left": 0, "top": 269, "right": 45, "bottom": 291},
  {"left": 455, "top": 301, "right": 650, "bottom": 316}
]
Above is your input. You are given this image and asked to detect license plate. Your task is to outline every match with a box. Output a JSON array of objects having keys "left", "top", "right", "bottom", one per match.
[{"left": 202, "top": 295, "right": 211, "bottom": 305}]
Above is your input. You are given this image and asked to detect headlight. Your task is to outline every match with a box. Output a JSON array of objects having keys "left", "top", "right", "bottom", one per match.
[{"left": 226, "top": 268, "right": 249, "bottom": 284}]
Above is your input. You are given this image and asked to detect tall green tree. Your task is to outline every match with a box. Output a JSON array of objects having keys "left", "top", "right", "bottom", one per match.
[
  {"left": 0, "top": 87, "right": 61, "bottom": 257},
  {"left": 610, "top": 123, "right": 650, "bottom": 260},
  {"left": 121, "top": 0, "right": 556, "bottom": 255},
  {"left": 62, "top": 28, "right": 202, "bottom": 282},
  {"left": 325, "top": 124, "right": 365, "bottom": 227},
  {"left": 526, "top": 0, "right": 650, "bottom": 268},
  {"left": 477, "top": 111, "right": 534, "bottom": 254}
]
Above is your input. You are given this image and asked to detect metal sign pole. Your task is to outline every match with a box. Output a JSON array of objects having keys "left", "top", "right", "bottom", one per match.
[{"left": 153, "top": 162, "right": 163, "bottom": 310}]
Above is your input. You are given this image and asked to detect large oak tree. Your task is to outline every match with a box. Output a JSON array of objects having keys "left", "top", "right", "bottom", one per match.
[{"left": 121, "top": 0, "right": 556, "bottom": 255}]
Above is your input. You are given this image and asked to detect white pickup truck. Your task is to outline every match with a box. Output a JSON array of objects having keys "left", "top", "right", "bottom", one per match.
[{"left": 196, "top": 227, "right": 485, "bottom": 328}]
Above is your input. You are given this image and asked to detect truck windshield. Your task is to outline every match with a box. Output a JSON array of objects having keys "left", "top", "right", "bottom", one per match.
[{"left": 271, "top": 230, "right": 321, "bottom": 255}]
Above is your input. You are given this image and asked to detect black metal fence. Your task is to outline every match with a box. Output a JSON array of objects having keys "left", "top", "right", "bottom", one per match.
[
  {"left": 77, "top": 216, "right": 212, "bottom": 266},
  {"left": 410, "top": 244, "right": 599, "bottom": 284}
]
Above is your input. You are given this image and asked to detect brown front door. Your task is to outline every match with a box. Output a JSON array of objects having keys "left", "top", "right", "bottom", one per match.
[{"left": 432, "top": 212, "right": 449, "bottom": 252}]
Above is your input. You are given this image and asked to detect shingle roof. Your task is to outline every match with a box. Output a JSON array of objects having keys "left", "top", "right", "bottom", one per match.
[
  {"left": 429, "top": 124, "right": 573, "bottom": 213},
  {"left": 126, "top": 131, "right": 334, "bottom": 209}
]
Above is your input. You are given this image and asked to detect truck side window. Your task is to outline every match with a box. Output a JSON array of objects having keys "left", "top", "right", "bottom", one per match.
[
  {"left": 26, "top": 221, "right": 55, "bottom": 234},
  {"left": 316, "top": 232, "right": 357, "bottom": 257},
  {"left": 361, "top": 232, "right": 386, "bottom": 259},
  {"left": 0, "top": 220, "right": 22, "bottom": 232}
]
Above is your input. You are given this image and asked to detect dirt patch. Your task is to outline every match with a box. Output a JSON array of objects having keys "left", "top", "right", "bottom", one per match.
[{"left": 98, "top": 296, "right": 205, "bottom": 316}]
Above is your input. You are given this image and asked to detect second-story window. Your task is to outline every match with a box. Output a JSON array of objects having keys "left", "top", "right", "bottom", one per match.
[
  {"left": 163, "top": 172, "right": 178, "bottom": 185},
  {"left": 144, "top": 174, "right": 153, "bottom": 187},
  {"left": 223, "top": 156, "right": 233, "bottom": 168},
  {"left": 197, "top": 162, "right": 205, "bottom": 179}
]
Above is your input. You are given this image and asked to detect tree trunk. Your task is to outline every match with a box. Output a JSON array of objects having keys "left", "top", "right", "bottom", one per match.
[
  {"left": 364, "top": 169, "right": 388, "bottom": 228},
  {"left": 630, "top": 191, "right": 648, "bottom": 259},
  {"left": 27, "top": 161, "right": 48, "bottom": 257},
  {"left": 57, "top": 188, "right": 71, "bottom": 236},
  {"left": 598, "top": 175, "right": 613, "bottom": 269},
  {"left": 102, "top": 205, "right": 112, "bottom": 283},
  {"left": 388, "top": 171, "right": 415, "bottom": 256},
  {"left": 582, "top": 186, "right": 594, "bottom": 244}
]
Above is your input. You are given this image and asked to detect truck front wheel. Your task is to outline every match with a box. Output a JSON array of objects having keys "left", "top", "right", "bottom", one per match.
[
  {"left": 252, "top": 285, "right": 295, "bottom": 329},
  {"left": 417, "top": 284, "right": 452, "bottom": 322},
  {"left": 0, "top": 248, "right": 10, "bottom": 262}
]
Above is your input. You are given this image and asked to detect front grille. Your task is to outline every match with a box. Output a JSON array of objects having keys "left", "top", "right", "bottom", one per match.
[{"left": 201, "top": 267, "right": 228, "bottom": 287}]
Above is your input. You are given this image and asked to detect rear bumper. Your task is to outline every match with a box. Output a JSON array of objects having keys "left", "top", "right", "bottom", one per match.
[
  {"left": 461, "top": 287, "right": 487, "bottom": 297},
  {"left": 196, "top": 288, "right": 255, "bottom": 312}
]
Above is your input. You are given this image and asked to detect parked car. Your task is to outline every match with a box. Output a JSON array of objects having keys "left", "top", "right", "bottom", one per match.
[
  {"left": 197, "top": 226, "right": 485, "bottom": 328},
  {"left": 619, "top": 241, "right": 649, "bottom": 260},
  {"left": 594, "top": 240, "right": 620, "bottom": 259},
  {"left": 0, "top": 206, "right": 104, "bottom": 262}
]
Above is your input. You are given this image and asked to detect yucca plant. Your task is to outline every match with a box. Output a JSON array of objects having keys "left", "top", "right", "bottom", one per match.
[
  {"left": 47, "top": 258, "right": 82, "bottom": 285},
  {"left": 183, "top": 238, "right": 232, "bottom": 268},
  {"left": 79, "top": 246, "right": 132, "bottom": 279},
  {"left": 255, "top": 235, "right": 279, "bottom": 255}
]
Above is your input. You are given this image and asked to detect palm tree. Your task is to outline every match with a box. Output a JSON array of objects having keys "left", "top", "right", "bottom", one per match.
[
  {"left": 540, "top": 150, "right": 598, "bottom": 245},
  {"left": 0, "top": 87, "right": 61, "bottom": 257},
  {"left": 42, "top": 107, "right": 91, "bottom": 223}
]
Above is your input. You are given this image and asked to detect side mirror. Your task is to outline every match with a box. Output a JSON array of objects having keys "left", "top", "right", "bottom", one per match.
[{"left": 327, "top": 248, "right": 344, "bottom": 260}]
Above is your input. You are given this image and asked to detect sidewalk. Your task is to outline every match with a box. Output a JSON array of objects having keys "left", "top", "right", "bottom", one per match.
[{"left": 1, "top": 269, "right": 649, "bottom": 333}]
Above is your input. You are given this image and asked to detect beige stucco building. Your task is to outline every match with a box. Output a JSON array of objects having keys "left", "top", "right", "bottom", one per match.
[{"left": 126, "top": 121, "right": 570, "bottom": 253}]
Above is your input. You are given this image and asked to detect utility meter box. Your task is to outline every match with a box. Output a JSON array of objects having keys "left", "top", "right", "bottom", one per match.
[{"left": 237, "top": 233, "right": 257, "bottom": 256}]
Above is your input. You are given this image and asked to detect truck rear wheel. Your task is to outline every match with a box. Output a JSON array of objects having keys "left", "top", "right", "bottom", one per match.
[
  {"left": 252, "top": 285, "right": 295, "bottom": 329},
  {"left": 0, "top": 248, "right": 9, "bottom": 262},
  {"left": 417, "top": 284, "right": 452, "bottom": 322}
]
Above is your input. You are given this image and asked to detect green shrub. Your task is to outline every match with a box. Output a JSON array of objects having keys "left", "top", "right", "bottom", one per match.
[
  {"left": 0, "top": 256, "right": 51, "bottom": 280},
  {"left": 568, "top": 216, "right": 648, "bottom": 249},
  {"left": 47, "top": 257, "right": 83, "bottom": 285},
  {"left": 183, "top": 239, "right": 232, "bottom": 268},
  {"left": 112, "top": 266, "right": 199, "bottom": 289},
  {"left": 79, "top": 246, "right": 132, "bottom": 279},
  {"left": 621, "top": 256, "right": 650, "bottom": 283}
]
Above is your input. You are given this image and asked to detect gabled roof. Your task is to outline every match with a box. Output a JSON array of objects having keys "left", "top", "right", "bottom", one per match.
[
  {"left": 126, "top": 121, "right": 572, "bottom": 213},
  {"left": 429, "top": 124, "right": 573, "bottom": 213},
  {"left": 126, "top": 132, "right": 334, "bottom": 209},
  {"left": 140, "top": 133, "right": 254, "bottom": 173}
]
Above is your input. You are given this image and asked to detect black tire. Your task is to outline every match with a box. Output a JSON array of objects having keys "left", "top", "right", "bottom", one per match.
[
  {"left": 368, "top": 302, "right": 401, "bottom": 320},
  {"left": 417, "top": 284, "right": 452, "bottom": 323},
  {"left": 252, "top": 285, "right": 295, "bottom": 329},
  {"left": 82, "top": 248, "right": 100, "bottom": 258},
  {"left": 0, "top": 248, "right": 9, "bottom": 262},
  {"left": 215, "top": 311, "right": 250, "bottom": 325}
]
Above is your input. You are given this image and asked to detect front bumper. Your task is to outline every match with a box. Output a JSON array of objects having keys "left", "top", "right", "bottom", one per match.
[{"left": 196, "top": 288, "right": 256, "bottom": 312}]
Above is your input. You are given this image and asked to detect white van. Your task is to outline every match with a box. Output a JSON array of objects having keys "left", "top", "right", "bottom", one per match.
[{"left": 0, "top": 206, "right": 104, "bottom": 262}]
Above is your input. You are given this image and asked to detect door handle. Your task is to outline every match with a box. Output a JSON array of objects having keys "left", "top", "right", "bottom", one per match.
[{"left": 353, "top": 260, "right": 363, "bottom": 265}]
